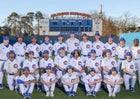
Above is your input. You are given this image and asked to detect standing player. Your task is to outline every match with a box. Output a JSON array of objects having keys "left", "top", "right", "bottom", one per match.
[
  {"left": 53, "top": 34, "right": 67, "bottom": 56},
  {"left": 40, "top": 66, "right": 58, "bottom": 97},
  {"left": 13, "top": 34, "right": 26, "bottom": 66},
  {"left": 116, "top": 38, "right": 130, "bottom": 73},
  {"left": 0, "top": 36, "right": 13, "bottom": 89},
  {"left": 93, "top": 31, "right": 105, "bottom": 59},
  {"left": 4, "top": 50, "right": 21, "bottom": 91},
  {"left": 131, "top": 38, "right": 140, "bottom": 85},
  {"left": 83, "top": 67, "right": 102, "bottom": 97},
  {"left": 104, "top": 67, "right": 123, "bottom": 97},
  {"left": 122, "top": 52, "right": 137, "bottom": 92},
  {"left": 26, "top": 35, "right": 40, "bottom": 62},
  {"left": 104, "top": 35, "right": 117, "bottom": 57},
  {"left": 39, "top": 50, "right": 54, "bottom": 73},
  {"left": 17, "top": 67, "right": 35, "bottom": 99},
  {"left": 65, "top": 32, "right": 80, "bottom": 58},
  {"left": 54, "top": 47, "right": 69, "bottom": 87},
  {"left": 23, "top": 51, "right": 40, "bottom": 91},
  {"left": 79, "top": 33, "right": 92, "bottom": 64},
  {"left": 61, "top": 65, "right": 79, "bottom": 96},
  {"left": 40, "top": 35, "right": 53, "bottom": 57}
]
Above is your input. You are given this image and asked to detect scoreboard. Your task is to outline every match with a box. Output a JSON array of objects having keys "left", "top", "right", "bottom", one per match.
[{"left": 49, "top": 19, "right": 92, "bottom": 32}]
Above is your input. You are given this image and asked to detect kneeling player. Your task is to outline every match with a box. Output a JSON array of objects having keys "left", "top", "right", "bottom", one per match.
[
  {"left": 83, "top": 67, "right": 102, "bottom": 96},
  {"left": 61, "top": 65, "right": 79, "bottom": 96},
  {"left": 104, "top": 67, "right": 123, "bottom": 97},
  {"left": 40, "top": 66, "right": 58, "bottom": 97},
  {"left": 17, "top": 67, "right": 35, "bottom": 99}
]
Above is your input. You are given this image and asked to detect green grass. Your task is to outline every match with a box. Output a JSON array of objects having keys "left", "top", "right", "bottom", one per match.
[{"left": 0, "top": 79, "right": 140, "bottom": 99}]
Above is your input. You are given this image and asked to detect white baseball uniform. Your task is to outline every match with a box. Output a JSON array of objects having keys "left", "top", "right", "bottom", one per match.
[
  {"left": 105, "top": 42, "right": 117, "bottom": 57},
  {"left": 4, "top": 59, "right": 21, "bottom": 90}
]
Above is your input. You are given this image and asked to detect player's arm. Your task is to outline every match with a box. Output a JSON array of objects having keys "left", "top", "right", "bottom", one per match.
[
  {"left": 51, "top": 77, "right": 58, "bottom": 84},
  {"left": 93, "top": 78, "right": 102, "bottom": 83},
  {"left": 56, "top": 65, "right": 65, "bottom": 71},
  {"left": 103, "top": 66, "right": 110, "bottom": 73},
  {"left": 61, "top": 77, "right": 70, "bottom": 86},
  {"left": 122, "top": 68, "right": 136, "bottom": 76},
  {"left": 72, "top": 76, "right": 80, "bottom": 84},
  {"left": 115, "top": 78, "right": 123, "bottom": 85},
  {"left": 73, "top": 66, "right": 82, "bottom": 73},
  {"left": 104, "top": 77, "right": 114, "bottom": 86}
]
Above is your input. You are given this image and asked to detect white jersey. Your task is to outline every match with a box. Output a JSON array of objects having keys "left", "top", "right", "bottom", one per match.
[
  {"left": 53, "top": 42, "right": 67, "bottom": 56},
  {"left": 18, "top": 74, "right": 35, "bottom": 82},
  {"left": 39, "top": 58, "right": 54, "bottom": 68},
  {"left": 41, "top": 73, "right": 57, "bottom": 82},
  {"left": 105, "top": 42, "right": 117, "bottom": 57},
  {"left": 13, "top": 42, "right": 26, "bottom": 56},
  {"left": 80, "top": 41, "right": 92, "bottom": 55},
  {"left": 54, "top": 55, "right": 69, "bottom": 69},
  {"left": 4, "top": 59, "right": 21, "bottom": 74},
  {"left": 40, "top": 42, "right": 53, "bottom": 57},
  {"left": 26, "top": 43, "right": 40, "bottom": 58},
  {"left": 93, "top": 41, "right": 105, "bottom": 57},
  {"left": 23, "top": 59, "right": 39, "bottom": 73},
  {"left": 122, "top": 60, "right": 137, "bottom": 74},
  {"left": 62, "top": 73, "right": 78, "bottom": 83},
  {"left": 116, "top": 45, "right": 130, "bottom": 59},
  {"left": 105, "top": 74, "right": 122, "bottom": 82},
  {"left": 0, "top": 43, "right": 13, "bottom": 60},
  {"left": 66, "top": 38, "right": 80, "bottom": 53},
  {"left": 86, "top": 57, "right": 101, "bottom": 72},
  {"left": 131, "top": 46, "right": 140, "bottom": 59},
  {"left": 101, "top": 57, "right": 118, "bottom": 74},
  {"left": 83, "top": 74, "right": 101, "bottom": 84}
]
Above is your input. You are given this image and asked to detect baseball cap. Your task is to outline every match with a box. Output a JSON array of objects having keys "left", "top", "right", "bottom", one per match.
[
  {"left": 119, "top": 38, "right": 125, "bottom": 42},
  {"left": 9, "top": 50, "right": 15, "bottom": 55},
  {"left": 3, "top": 36, "right": 9, "bottom": 40},
  {"left": 125, "top": 52, "right": 132, "bottom": 57},
  {"left": 58, "top": 34, "right": 63, "bottom": 37},
  {"left": 45, "top": 35, "right": 49, "bottom": 38},
  {"left": 82, "top": 33, "right": 88, "bottom": 37},
  {"left": 105, "top": 49, "right": 112, "bottom": 53},
  {"left": 133, "top": 38, "right": 139, "bottom": 42},
  {"left": 90, "top": 49, "right": 96, "bottom": 54},
  {"left": 70, "top": 31, "right": 75, "bottom": 34},
  {"left": 46, "top": 66, "right": 52, "bottom": 70},
  {"left": 28, "top": 51, "right": 34, "bottom": 55},
  {"left": 111, "top": 67, "right": 117, "bottom": 72},
  {"left": 59, "top": 47, "right": 65, "bottom": 51},
  {"left": 66, "top": 65, "right": 73, "bottom": 70},
  {"left": 108, "top": 34, "right": 113, "bottom": 39},
  {"left": 31, "top": 35, "right": 37, "bottom": 39},
  {"left": 23, "top": 67, "right": 30, "bottom": 71},
  {"left": 73, "top": 49, "right": 79, "bottom": 53},
  {"left": 89, "top": 67, "right": 95, "bottom": 72},
  {"left": 17, "top": 33, "right": 23, "bottom": 38},
  {"left": 95, "top": 31, "right": 100, "bottom": 36},
  {"left": 43, "top": 50, "right": 49, "bottom": 54}
]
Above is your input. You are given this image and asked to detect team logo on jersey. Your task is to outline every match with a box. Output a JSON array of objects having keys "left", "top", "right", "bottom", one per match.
[
  {"left": 32, "top": 64, "right": 36, "bottom": 69},
  {"left": 137, "top": 50, "right": 140, "bottom": 54},
  {"left": 48, "top": 63, "right": 52, "bottom": 66},
  {"left": 49, "top": 47, "right": 52, "bottom": 50},
  {"left": 75, "top": 43, "right": 79, "bottom": 47},
  {"left": 96, "top": 45, "right": 100, "bottom": 49},
  {"left": 130, "top": 65, "right": 134, "bottom": 69},
  {"left": 63, "top": 61, "right": 68, "bottom": 65},
  {"left": 36, "top": 47, "right": 39, "bottom": 51},
  {"left": 124, "top": 50, "right": 127, "bottom": 53},
  {"left": 86, "top": 44, "right": 90, "bottom": 48},
  {"left": 95, "top": 62, "right": 99, "bottom": 66},
  {"left": 71, "top": 79, "right": 75, "bottom": 83},
  {"left": 13, "top": 64, "right": 18, "bottom": 68},
  {"left": 78, "top": 61, "right": 82, "bottom": 65},
  {"left": 111, "top": 61, "right": 115, "bottom": 65},
  {"left": 112, "top": 47, "right": 116, "bottom": 51}
]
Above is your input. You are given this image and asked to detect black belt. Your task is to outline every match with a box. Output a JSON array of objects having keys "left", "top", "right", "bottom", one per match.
[
  {"left": 0, "top": 59, "right": 6, "bottom": 61},
  {"left": 119, "top": 58, "right": 125, "bottom": 60},
  {"left": 9, "top": 73, "right": 14, "bottom": 75},
  {"left": 82, "top": 55, "right": 88, "bottom": 57},
  {"left": 134, "top": 58, "right": 140, "bottom": 60},
  {"left": 125, "top": 73, "right": 131, "bottom": 75},
  {"left": 17, "top": 54, "right": 25, "bottom": 57},
  {"left": 33, "top": 57, "right": 38, "bottom": 59}
]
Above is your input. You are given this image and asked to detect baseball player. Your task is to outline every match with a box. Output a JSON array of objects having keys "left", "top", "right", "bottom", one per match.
[
  {"left": 0, "top": 36, "right": 13, "bottom": 89},
  {"left": 79, "top": 33, "right": 92, "bottom": 65},
  {"left": 104, "top": 67, "right": 123, "bottom": 97},
  {"left": 17, "top": 67, "right": 35, "bottom": 99},
  {"left": 122, "top": 52, "right": 137, "bottom": 92},
  {"left": 116, "top": 38, "right": 130, "bottom": 73},
  {"left": 101, "top": 49, "right": 118, "bottom": 77},
  {"left": 65, "top": 32, "right": 80, "bottom": 58},
  {"left": 4, "top": 50, "right": 21, "bottom": 91},
  {"left": 69, "top": 49, "right": 86, "bottom": 83},
  {"left": 40, "top": 66, "right": 58, "bottom": 97},
  {"left": 61, "top": 65, "right": 79, "bottom": 96},
  {"left": 40, "top": 35, "right": 53, "bottom": 57},
  {"left": 131, "top": 38, "right": 140, "bottom": 85},
  {"left": 39, "top": 50, "right": 54, "bottom": 73},
  {"left": 26, "top": 35, "right": 40, "bottom": 62},
  {"left": 13, "top": 34, "right": 26, "bottom": 66},
  {"left": 86, "top": 49, "right": 101, "bottom": 75},
  {"left": 83, "top": 67, "right": 102, "bottom": 97},
  {"left": 93, "top": 31, "right": 105, "bottom": 59},
  {"left": 104, "top": 35, "right": 117, "bottom": 57},
  {"left": 53, "top": 34, "right": 67, "bottom": 56},
  {"left": 22, "top": 51, "right": 40, "bottom": 91},
  {"left": 54, "top": 47, "right": 69, "bottom": 87}
]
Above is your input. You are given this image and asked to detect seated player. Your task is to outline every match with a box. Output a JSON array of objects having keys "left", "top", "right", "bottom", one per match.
[
  {"left": 61, "top": 65, "right": 79, "bottom": 96},
  {"left": 17, "top": 67, "right": 35, "bottom": 99},
  {"left": 83, "top": 67, "right": 102, "bottom": 97},
  {"left": 104, "top": 67, "right": 123, "bottom": 97},
  {"left": 40, "top": 66, "right": 58, "bottom": 97}
]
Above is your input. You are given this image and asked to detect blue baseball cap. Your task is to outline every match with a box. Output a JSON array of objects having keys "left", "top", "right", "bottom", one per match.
[
  {"left": 70, "top": 31, "right": 75, "bottom": 34},
  {"left": 9, "top": 50, "right": 15, "bottom": 55},
  {"left": 59, "top": 47, "right": 65, "bottom": 51},
  {"left": 111, "top": 67, "right": 117, "bottom": 71},
  {"left": 133, "top": 38, "right": 139, "bottom": 42},
  {"left": 105, "top": 49, "right": 112, "bottom": 53},
  {"left": 108, "top": 34, "right": 113, "bottom": 39},
  {"left": 90, "top": 49, "right": 96, "bottom": 54},
  {"left": 46, "top": 66, "right": 52, "bottom": 70},
  {"left": 119, "top": 38, "right": 125, "bottom": 42},
  {"left": 23, "top": 67, "right": 30, "bottom": 71},
  {"left": 125, "top": 52, "right": 132, "bottom": 57},
  {"left": 43, "top": 50, "right": 49, "bottom": 54},
  {"left": 82, "top": 33, "right": 88, "bottom": 37},
  {"left": 89, "top": 67, "right": 95, "bottom": 72},
  {"left": 66, "top": 65, "right": 73, "bottom": 69},
  {"left": 73, "top": 49, "right": 79, "bottom": 53},
  {"left": 3, "top": 36, "right": 9, "bottom": 40},
  {"left": 31, "top": 35, "right": 37, "bottom": 39},
  {"left": 28, "top": 51, "right": 34, "bottom": 55},
  {"left": 95, "top": 31, "right": 100, "bottom": 36},
  {"left": 58, "top": 34, "right": 63, "bottom": 37},
  {"left": 45, "top": 35, "right": 49, "bottom": 38},
  {"left": 17, "top": 33, "right": 23, "bottom": 38}
]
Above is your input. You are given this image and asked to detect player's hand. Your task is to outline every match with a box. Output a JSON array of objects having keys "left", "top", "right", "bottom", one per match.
[
  {"left": 111, "top": 83, "right": 115, "bottom": 87},
  {"left": 25, "top": 81, "right": 30, "bottom": 85},
  {"left": 132, "top": 72, "right": 136, "bottom": 76},
  {"left": 14, "top": 73, "right": 19, "bottom": 76},
  {"left": 80, "top": 70, "right": 85, "bottom": 73}
]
